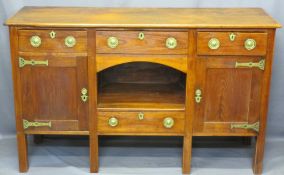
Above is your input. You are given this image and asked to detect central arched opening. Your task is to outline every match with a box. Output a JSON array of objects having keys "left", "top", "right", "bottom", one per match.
[{"left": 97, "top": 62, "right": 186, "bottom": 110}]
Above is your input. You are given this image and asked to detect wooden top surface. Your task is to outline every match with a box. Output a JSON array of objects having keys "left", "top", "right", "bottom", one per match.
[{"left": 5, "top": 7, "right": 281, "bottom": 28}]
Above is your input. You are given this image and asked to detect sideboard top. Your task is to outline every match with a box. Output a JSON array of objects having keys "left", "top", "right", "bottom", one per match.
[{"left": 5, "top": 7, "right": 281, "bottom": 28}]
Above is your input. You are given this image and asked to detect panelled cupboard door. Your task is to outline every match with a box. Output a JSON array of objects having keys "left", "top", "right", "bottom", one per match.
[
  {"left": 194, "top": 57, "right": 263, "bottom": 136},
  {"left": 18, "top": 55, "right": 88, "bottom": 132}
]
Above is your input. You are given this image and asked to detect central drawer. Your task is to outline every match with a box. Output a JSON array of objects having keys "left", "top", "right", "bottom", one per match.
[
  {"left": 97, "top": 111, "right": 185, "bottom": 135},
  {"left": 96, "top": 31, "right": 188, "bottom": 54}
]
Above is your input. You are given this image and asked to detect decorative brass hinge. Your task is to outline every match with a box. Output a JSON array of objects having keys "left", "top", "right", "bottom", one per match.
[
  {"left": 235, "top": 59, "right": 265, "bottom": 71},
  {"left": 23, "top": 119, "right": 52, "bottom": 129},
  {"left": 19, "top": 57, "right": 49, "bottom": 68},
  {"left": 231, "top": 122, "right": 259, "bottom": 132}
]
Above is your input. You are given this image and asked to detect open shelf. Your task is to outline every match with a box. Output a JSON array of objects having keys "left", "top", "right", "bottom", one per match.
[
  {"left": 98, "top": 82, "right": 185, "bottom": 111},
  {"left": 97, "top": 62, "right": 186, "bottom": 111}
]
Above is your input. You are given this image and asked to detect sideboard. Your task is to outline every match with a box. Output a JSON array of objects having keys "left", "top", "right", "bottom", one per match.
[{"left": 5, "top": 7, "right": 281, "bottom": 174}]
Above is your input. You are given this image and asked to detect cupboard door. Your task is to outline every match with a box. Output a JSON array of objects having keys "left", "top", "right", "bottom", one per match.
[
  {"left": 19, "top": 55, "right": 88, "bottom": 131},
  {"left": 194, "top": 57, "right": 263, "bottom": 135}
]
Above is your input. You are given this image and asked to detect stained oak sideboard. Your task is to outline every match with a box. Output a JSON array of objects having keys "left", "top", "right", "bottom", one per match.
[{"left": 5, "top": 7, "right": 281, "bottom": 174}]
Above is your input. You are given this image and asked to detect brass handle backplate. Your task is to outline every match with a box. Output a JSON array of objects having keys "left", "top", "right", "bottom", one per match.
[
  {"left": 19, "top": 57, "right": 48, "bottom": 68},
  {"left": 109, "top": 117, "right": 119, "bottom": 127},
  {"left": 107, "top": 36, "right": 119, "bottom": 48},
  {"left": 208, "top": 38, "right": 220, "bottom": 50},
  {"left": 81, "top": 88, "right": 88, "bottom": 102},
  {"left": 65, "top": 36, "right": 76, "bottom": 47},
  {"left": 195, "top": 89, "right": 202, "bottom": 103},
  {"left": 163, "top": 117, "right": 174, "bottom": 128},
  {"left": 244, "top": 38, "right": 256, "bottom": 50},
  {"left": 235, "top": 59, "right": 265, "bottom": 71},
  {"left": 23, "top": 119, "right": 52, "bottom": 129},
  {"left": 30, "top": 35, "right": 42, "bottom": 47},
  {"left": 166, "top": 37, "right": 177, "bottom": 49},
  {"left": 231, "top": 122, "right": 259, "bottom": 132}
]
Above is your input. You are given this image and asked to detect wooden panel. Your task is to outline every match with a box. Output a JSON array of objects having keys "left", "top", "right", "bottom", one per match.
[
  {"left": 19, "top": 55, "right": 88, "bottom": 131},
  {"left": 204, "top": 69, "right": 251, "bottom": 122},
  {"left": 5, "top": 7, "right": 281, "bottom": 28},
  {"left": 98, "top": 62, "right": 185, "bottom": 84},
  {"left": 96, "top": 54, "right": 187, "bottom": 73},
  {"left": 97, "top": 111, "right": 184, "bottom": 135},
  {"left": 98, "top": 83, "right": 185, "bottom": 111},
  {"left": 18, "top": 29, "right": 87, "bottom": 52},
  {"left": 96, "top": 31, "right": 188, "bottom": 54},
  {"left": 197, "top": 32, "right": 267, "bottom": 56},
  {"left": 194, "top": 57, "right": 262, "bottom": 135}
]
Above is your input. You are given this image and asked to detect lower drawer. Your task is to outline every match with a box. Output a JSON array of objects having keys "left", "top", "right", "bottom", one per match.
[{"left": 97, "top": 111, "right": 185, "bottom": 135}]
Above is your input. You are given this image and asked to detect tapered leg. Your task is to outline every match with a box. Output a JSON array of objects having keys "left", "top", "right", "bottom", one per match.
[
  {"left": 182, "top": 135, "right": 192, "bottom": 174},
  {"left": 33, "top": 135, "right": 44, "bottom": 144},
  {"left": 17, "top": 133, "right": 29, "bottom": 172},
  {"left": 89, "top": 135, "right": 98, "bottom": 173}
]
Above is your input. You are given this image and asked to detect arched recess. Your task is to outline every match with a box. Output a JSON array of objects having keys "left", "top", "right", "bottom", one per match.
[{"left": 96, "top": 54, "right": 187, "bottom": 73}]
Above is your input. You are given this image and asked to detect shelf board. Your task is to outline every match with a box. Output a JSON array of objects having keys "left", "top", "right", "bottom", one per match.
[{"left": 98, "top": 83, "right": 185, "bottom": 111}]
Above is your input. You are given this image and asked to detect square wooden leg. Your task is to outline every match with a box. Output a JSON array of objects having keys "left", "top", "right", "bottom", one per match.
[
  {"left": 89, "top": 135, "right": 98, "bottom": 173},
  {"left": 253, "top": 136, "right": 265, "bottom": 175},
  {"left": 17, "top": 133, "right": 29, "bottom": 172},
  {"left": 182, "top": 135, "right": 192, "bottom": 174}
]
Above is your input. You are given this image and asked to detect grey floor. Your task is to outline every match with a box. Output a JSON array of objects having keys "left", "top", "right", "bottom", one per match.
[{"left": 0, "top": 136, "right": 283, "bottom": 175}]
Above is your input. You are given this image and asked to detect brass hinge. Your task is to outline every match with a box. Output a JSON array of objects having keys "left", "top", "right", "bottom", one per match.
[
  {"left": 19, "top": 57, "right": 48, "bottom": 68},
  {"left": 23, "top": 119, "right": 52, "bottom": 129},
  {"left": 231, "top": 122, "right": 259, "bottom": 132},
  {"left": 235, "top": 59, "right": 265, "bottom": 71}
]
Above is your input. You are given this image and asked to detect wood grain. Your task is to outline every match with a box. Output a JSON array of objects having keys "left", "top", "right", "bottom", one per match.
[
  {"left": 98, "top": 83, "right": 185, "bottom": 111},
  {"left": 5, "top": 7, "right": 281, "bottom": 28},
  {"left": 96, "top": 54, "right": 187, "bottom": 73},
  {"left": 253, "top": 29, "right": 276, "bottom": 175},
  {"left": 19, "top": 55, "right": 88, "bottom": 131},
  {"left": 197, "top": 32, "right": 267, "bottom": 56},
  {"left": 96, "top": 31, "right": 188, "bottom": 54},
  {"left": 193, "top": 57, "right": 262, "bottom": 135},
  {"left": 87, "top": 29, "right": 99, "bottom": 173},
  {"left": 97, "top": 111, "right": 184, "bottom": 135},
  {"left": 18, "top": 29, "right": 87, "bottom": 52}
]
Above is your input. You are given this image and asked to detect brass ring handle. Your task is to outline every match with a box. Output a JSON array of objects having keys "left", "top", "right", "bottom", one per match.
[
  {"left": 108, "top": 117, "right": 119, "bottom": 127},
  {"left": 163, "top": 117, "right": 174, "bottom": 128},
  {"left": 107, "top": 36, "right": 119, "bottom": 48},
  {"left": 30, "top": 35, "right": 42, "bottom": 48},
  {"left": 65, "top": 36, "right": 76, "bottom": 48},
  {"left": 208, "top": 38, "right": 220, "bottom": 50},
  {"left": 244, "top": 39, "right": 256, "bottom": 50},
  {"left": 166, "top": 37, "right": 177, "bottom": 49}
]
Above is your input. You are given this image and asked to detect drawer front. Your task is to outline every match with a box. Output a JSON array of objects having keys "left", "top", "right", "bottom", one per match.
[
  {"left": 18, "top": 29, "right": 87, "bottom": 52},
  {"left": 97, "top": 111, "right": 184, "bottom": 135},
  {"left": 96, "top": 31, "right": 188, "bottom": 54},
  {"left": 197, "top": 32, "right": 267, "bottom": 56}
]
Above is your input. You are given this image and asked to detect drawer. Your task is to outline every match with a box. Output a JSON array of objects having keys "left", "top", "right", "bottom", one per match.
[
  {"left": 96, "top": 31, "right": 188, "bottom": 54},
  {"left": 197, "top": 32, "right": 267, "bottom": 56},
  {"left": 18, "top": 29, "right": 87, "bottom": 52},
  {"left": 97, "top": 111, "right": 184, "bottom": 135}
]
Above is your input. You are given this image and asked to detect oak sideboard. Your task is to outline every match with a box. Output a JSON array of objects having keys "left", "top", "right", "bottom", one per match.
[{"left": 5, "top": 7, "right": 281, "bottom": 174}]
